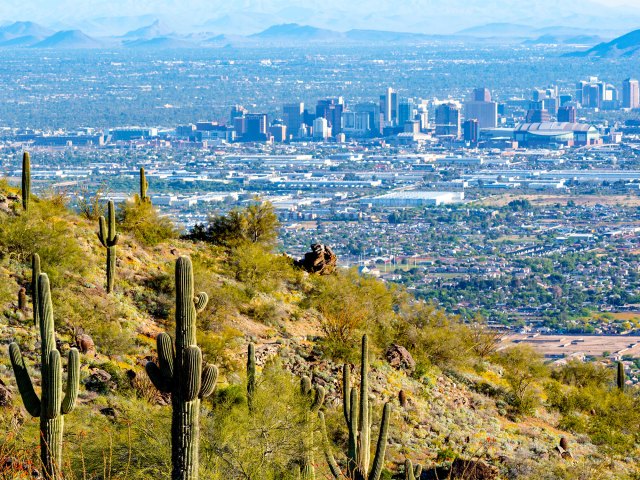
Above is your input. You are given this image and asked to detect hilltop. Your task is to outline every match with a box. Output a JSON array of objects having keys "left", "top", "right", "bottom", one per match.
[
  {"left": 570, "top": 28, "right": 640, "bottom": 57},
  {"left": 0, "top": 177, "right": 638, "bottom": 479}
]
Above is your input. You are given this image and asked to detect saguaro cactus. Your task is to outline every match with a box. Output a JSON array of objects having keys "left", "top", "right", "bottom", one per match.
[
  {"left": 21, "top": 151, "right": 31, "bottom": 211},
  {"left": 404, "top": 459, "right": 422, "bottom": 480},
  {"left": 247, "top": 342, "right": 256, "bottom": 413},
  {"left": 97, "top": 200, "right": 119, "bottom": 293},
  {"left": 140, "top": 167, "right": 150, "bottom": 203},
  {"left": 32, "top": 253, "right": 41, "bottom": 328},
  {"left": 320, "top": 335, "right": 392, "bottom": 480},
  {"left": 146, "top": 257, "right": 217, "bottom": 480},
  {"left": 617, "top": 361, "right": 625, "bottom": 391},
  {"left": 18, "top": 287, "right": 27, "bottom": 311},
  {"left": 300, "top": 375, "right": 325, "bottom": 480},
  {"left": 8, "top": 273, "right": 80, "bottom": 479}
]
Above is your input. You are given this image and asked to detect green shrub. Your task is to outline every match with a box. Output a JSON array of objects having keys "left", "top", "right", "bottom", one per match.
[{"left": 117, "top": 199, "right": 177, "bottom": 246}]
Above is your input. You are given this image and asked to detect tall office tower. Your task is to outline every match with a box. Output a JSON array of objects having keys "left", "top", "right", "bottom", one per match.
[
  {"left": 283, "top": 102, "right": 304, "bottom": 135},
  {"left": 354, "top": 102, "right": 380, "bottom": 134},
  {"left": 342, "top": 111, "right": 371, "bottom": 135},
  {"left": 313, "top": 117, "right": 330, "bottom": 139},
  {"left": 577, "top": 77, "right": 606, "bottom": 108},
  {"left": 463, "top": 119, "right": 479, "bottom": 144},
  {"left": 415, "top": 99, "right": 429, "bottom": 130},
  {"left": 379, "top": 87, "right": 398, "bottom": 126},
  {"left": 398, "top": 98, "right": 417, "bottom": 127},
  {"left": 623, "top": 78, "right": 640, "bottom": 109},
  {"left": 316, "top": 98, "right": 344, "bottom": 134},
  {"left": 465, "top": 88, "right": 498, "bottom": 129},
  {"left": 557, "top": 106, "right": 577, "bottom": 123},
  {"left": 435, "top": 102, "right": 461, "bottom": 137},
  {"left": 243, "top": 113, "right": 268, "bottom": 141},
  {"left": 473, "top": 87, "right": 492, "bottom": 102},
  {"left": 233, "top": 116, "right": 246, "bottom": 136},
  {"left": 268, "top": 123, "right": 287, "bottom": 142},
  {"left": 230, "top": 105, "right": 248, "bottom": 123},
  {"left": 559, "top": 94, "right": 572, "bottom": 106}
]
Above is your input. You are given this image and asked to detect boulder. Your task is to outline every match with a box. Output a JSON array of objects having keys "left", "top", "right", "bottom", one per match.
[
  {"left": 295, "top": 244, "right": 337, "bottom": 275},
  {"left": 83, "top": 369, "right": 115, "bottom": 393},
  {"left": 76, "top": 333, "right": 96, "bottom": 356},
  {"left": 386, "top": 344, "right": 416, "bottom": 374},
  {"left": 0, "top": 380, "right": 11, "bottom": 407}
]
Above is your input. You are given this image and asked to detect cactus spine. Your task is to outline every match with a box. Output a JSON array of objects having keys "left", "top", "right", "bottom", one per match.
[
  {"left": 404, "top": 459, "right": 422, "bottom": 480},
  {"left": 97, "top": 200, "right": 119, "bottom": 293},
  {"left": 140, "top": 167, "right": 150, "bottom": 203},
  {"left": 32, "top": 253, "right": 41, "bottom": 328},
  {"left": 8, "top": 273, "right": 80, "bottom": 479},
  {"left": 320, "top": 335, "right": 392, "bottom": 480},
  {"left": 146, "top": 257, "right": 217, "bottom": 480},
  {"left": 247, "top": 342, "right": 256, "bottom": 413},
  {"left": 617, "top": 361, "right": 625, "bottom": 391},
  {"left": 300, "top": 375, "right": 325, "bottom": 480},
  {"left": 21, "top": 151, "right": 30, "bottom": 211}
]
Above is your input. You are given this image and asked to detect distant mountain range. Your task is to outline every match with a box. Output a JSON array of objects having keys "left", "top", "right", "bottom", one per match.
[
  {"left": 0, "top": 19, "right": 623, "bottom": 50},
  {"left": 569, "top": 28, "right": 640, "bottom": 57}
]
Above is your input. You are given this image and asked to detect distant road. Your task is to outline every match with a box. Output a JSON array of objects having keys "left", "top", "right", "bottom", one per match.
[{"left": 501, "top": 333, "right": 640, "bottom": 359}]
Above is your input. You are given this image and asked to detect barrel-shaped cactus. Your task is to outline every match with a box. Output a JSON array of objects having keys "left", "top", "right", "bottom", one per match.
[
  {"left": 300, "top": 375, "right": 325, "bottom": 480},
  {"left": 97, "top": 200, "right": 119, "bottom": 293},
  {"left": 617, "top": 361, "right": 625, "bottom": 391},
  {"left": 32, "top": 253, "right": 41, "bottom": 328},
  {"left": 8, "top": 273, "right": 80, "bottom": 479},
  {"left": 18, "top": 287, "right": 26, "bottom": 311},
  {"left": 320, "top": 334, "right": 392, "bottom": 480},
  {"left": 140, "top": 167, "right": 150, "bottom": 203},
  {"left": 21, "top": 151, "right": 30, "bottom": 211},
  {"left": 146, "top": 257, "right": 217, "bottom": 480}
]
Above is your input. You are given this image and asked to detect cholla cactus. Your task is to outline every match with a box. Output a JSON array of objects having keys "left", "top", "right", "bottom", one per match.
[
  {"left": 320, "top": 335, "right": 392, "bottom": 480},
  {"left": 21, "top": 151, "right": 30, "bottom": 211},
  {"left": 97, "top": 200, "right": 119, "bottom": 293},
  {"left": 8, "top": 273, "right": 80, "bottom": 479},
  {"left": 146, "top": 257, "right": 217, "bottom": 480}
]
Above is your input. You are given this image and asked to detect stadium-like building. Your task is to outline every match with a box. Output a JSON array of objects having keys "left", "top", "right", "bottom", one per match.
[{"left": 514, "top": 122, "right": 600, "bottom": 147}]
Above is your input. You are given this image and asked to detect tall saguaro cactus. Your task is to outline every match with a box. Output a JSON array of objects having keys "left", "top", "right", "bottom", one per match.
[
  {"left": 8, "top": 273, "right": 80, "bottom": 479},
  {"left": 247, "top": 342, "right": 256, "bottom": 413},
  {"left": 140, "top": 167, "right": 150, "bottom": 203},
  {"left": 146, "top": 257, "right": 218, "bottom": 480},
  {"left": 320, "top": 335, "right": 392, "bottom": 480},
  {"left": 617, "top": 361, "right": 625, "bottom": 391},
  {"left": 97, "top": 200, "right": 119, "bottom": 293},
  {"left": 21, "top": 151, "right": 31, "bottom": 211},
  {"left": 404, "top": 459, "right": 422, "bottom": 480},
  {"left": 300, "top": 375, "right": 325, "bottom": 480},
  {"left": 32, "top": 253, "right": 41, "bottom": 328}
]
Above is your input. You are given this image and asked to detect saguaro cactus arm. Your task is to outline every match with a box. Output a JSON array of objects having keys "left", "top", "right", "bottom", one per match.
[
  {"left": 97, "top": 200, "right": 119, "bottom": 247},
  {"left": 319, "top": 411, "right": 343, "bottom": 479},
  {"left": 368, "top": 402, "right": 392, "bottom": 480},
  {"left": 199, "top": 364, "right": 218, "bottom": 398},
  {"left": 8, "top": 343, "right": 41, "bottom": 417},
  {"left": 32, "top": 253, "right": 41, "bottom": 328},
  {"left": 61, "top": 348, "right": 80, "bottom": 415}
]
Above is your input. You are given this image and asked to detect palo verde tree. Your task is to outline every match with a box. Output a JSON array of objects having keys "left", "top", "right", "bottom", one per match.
[
  {"left": 146, "top": 256, "right": 218, "bottom": 480},
  {"left": 8, "top": 272, "right": 80, "bottom": 479}
]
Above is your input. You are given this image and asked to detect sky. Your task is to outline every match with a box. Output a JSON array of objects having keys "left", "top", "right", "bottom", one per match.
[{"left": 0, "top": 0, "right": 638, "bottom": 36}]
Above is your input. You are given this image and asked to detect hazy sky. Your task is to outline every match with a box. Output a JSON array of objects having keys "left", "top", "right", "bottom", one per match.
[{"left": 0, "top": 0, "right": 638, "bottom": 35}]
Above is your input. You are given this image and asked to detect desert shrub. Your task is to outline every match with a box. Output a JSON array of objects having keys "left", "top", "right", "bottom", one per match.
[
  {"left": 197, "top": 327, "right": 244, "bottom": 373},
  {"left": 132, "top": 270, "right": 174, "bottom": 320},
  {"left": 0, "top": 200, "right": 87, "bottom": 282},
  {"left": 551, "top": 359, "right": 612, "bottom": 388},
  {"left": 191, "top": 200, "right": 279, "bottom": 249},
  {"left": 203, "top": 360, "right": 311, "bottom": 480},
  {"left": 117, "top": 199, "right": 177, "bottom": 246},
  {"left": 77, "top": 185, "right": 107, "bottom": 221},
  {"left": 493, "top": 345, "right": 548, "bottom": 416}
]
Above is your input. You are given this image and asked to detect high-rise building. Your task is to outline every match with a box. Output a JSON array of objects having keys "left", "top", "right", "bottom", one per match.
[
  {"left": 269, "top": 123, "right": 287, "bottom": 142},
  {"left": 473, "top": 87, "right": 492, "bottom": 102},
  {"left": 230, "top": 105, "right": 247, "bottom": 123},
  {"left": 313, "top": 117, "right": 330, "bottom": 140},
  {"left": 435, "top": 102, "right": 461, "bottom": 138},
  {"left": 398, "top": 98, "right": 416, "bottom": 127},
  {"left": 557, "top": 106, "right": 577, "bottom": 123},
  {"left": 243, "top": 113, "right": 268, "bottom": 142},
  {"left": 316, "top": 98, "right": 344, "bottom": 134},
  {"left": 342, "top": 111, "right": 371, "bottom": 135},
  {"left": 463, "top": 119, "right": 479, "bottom": 144},
  {"left": 380, "top": 87, "right": 398, "bottom": 126},
  {"left": 465, "top": 100, "right": 498, "bottom": 129},
  {"left": 525, "top": 109, "right": 552, "bottom": 123},
  {"left": 577, "top": 77, "right": 605, "bottom": 108},
  {"left": 354, "top": 102, "right": 380, "bottom": 133},
  {"left": 283, "top": 102, "right": 304, "bottom": 136},
  {"left": 623, "top": 78, "right": 640, "bottom": 109}
]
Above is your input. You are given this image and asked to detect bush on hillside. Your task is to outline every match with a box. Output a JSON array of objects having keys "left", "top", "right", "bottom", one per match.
[{"left": 117, "top": 199, "right": 177, "bottom": 246}]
